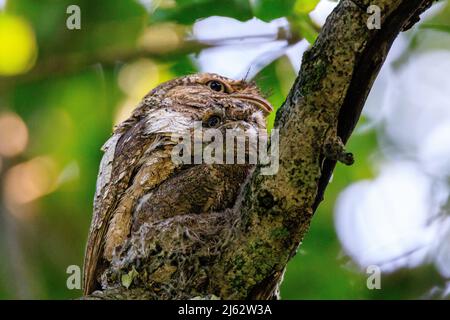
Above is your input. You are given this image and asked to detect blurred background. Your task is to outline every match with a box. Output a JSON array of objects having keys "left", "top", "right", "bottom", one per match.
[{"left": 0, "top": 0, "right": 449, "bottom": 299}]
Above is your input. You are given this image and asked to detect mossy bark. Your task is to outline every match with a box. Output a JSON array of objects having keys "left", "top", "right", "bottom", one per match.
[{"left": 216, "top": 0, "right": 436, "bottom": 300}]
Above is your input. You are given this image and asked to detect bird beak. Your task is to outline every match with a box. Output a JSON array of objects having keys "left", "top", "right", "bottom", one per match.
[{"left": 232, "top": 95, "right": 273, "bottom": 115}]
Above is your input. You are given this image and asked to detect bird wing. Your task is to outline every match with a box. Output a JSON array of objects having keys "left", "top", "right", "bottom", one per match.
[
  {"left": 82, "top": 116, "right": 176, "bottom": 295},
  {"left": 82, "top": 117, "right": 147, "bottom": 294},
  {"left": 82, "top": 104, "right": 195, "bottom": 295}
]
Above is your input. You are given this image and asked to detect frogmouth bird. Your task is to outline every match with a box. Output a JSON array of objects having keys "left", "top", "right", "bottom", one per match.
[{"left": 83, "top": 73, "right": 273, "bottom": 296}]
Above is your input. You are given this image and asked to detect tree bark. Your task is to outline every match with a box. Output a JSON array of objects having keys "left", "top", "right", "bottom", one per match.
[{"left": 84, "top": 0, "right": 436, "bottom": 300}]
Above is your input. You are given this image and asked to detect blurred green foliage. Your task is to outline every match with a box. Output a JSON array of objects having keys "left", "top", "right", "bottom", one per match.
[{"left": 0, "top": 0, "right": 449, "bottom": 300}]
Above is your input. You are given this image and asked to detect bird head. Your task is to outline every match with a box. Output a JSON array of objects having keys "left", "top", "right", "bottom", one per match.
[{"left": 138, "top": 73, "right": 272, "bottom": 135}]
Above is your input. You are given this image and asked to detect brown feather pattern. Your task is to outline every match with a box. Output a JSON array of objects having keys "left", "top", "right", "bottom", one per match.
[{"left": 83, "top": 73, "right": 271, "bottom": 295}]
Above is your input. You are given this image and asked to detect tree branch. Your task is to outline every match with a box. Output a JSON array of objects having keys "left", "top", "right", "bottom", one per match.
[
  {"left": 231, "top": 0, "right": 436, "bottom": 299},
  {"left": 85, "top": 0, "right": 436, "bottom": 299}
]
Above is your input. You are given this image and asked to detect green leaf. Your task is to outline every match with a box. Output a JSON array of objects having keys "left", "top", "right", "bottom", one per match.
[
  {"left": 425, "top": 1, "right": 450, "bottom": 28},
  {"left": 251, "top": 0, "right": 296, "bottom": 22},
  {"left": 294, "top": 0, "right": 320, "bottom": 14},
  {"left": 152, "top": 0, "right": 253, "bottom": 25},
  {"left": 393, "top": 1, "right": 450, "bottom": 67},
  {"left": 170, "top": 55, "right": 198, "bottom": 76},
  {"left": 420, "top": 23, "right": 450, "bottom": 34},
  {"left": 416, "top": 2, "right": 450, "bottom": 35},
  {"left": 121, "top": 267, "right": 139, "bottom": 289},
  {"left": 174, "top": 0, "right": 208, "bottom": 5},
  {"left": 292, "top": 13, "right": 318, "bottom": 44}
]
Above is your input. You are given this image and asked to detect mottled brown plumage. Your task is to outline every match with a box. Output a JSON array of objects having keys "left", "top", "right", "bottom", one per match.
[{"left": 83, "top": 73, "right": 272, "bottom": 296}]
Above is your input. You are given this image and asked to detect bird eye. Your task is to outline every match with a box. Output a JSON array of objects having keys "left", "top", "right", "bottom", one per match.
[
  {"left": 206, "top": 115, "right": 222, "bottom": 128},
  {"left": 207, "top": 80, "right": 225, "bottom": 93}
]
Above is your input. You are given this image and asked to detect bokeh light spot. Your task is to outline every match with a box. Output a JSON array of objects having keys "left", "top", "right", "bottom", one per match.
[
  {"left": 118, "top": 59, "right": 159, "bottom": 98},
  {"left": 3, "top": 156, "right": 58, "bottom": 209},
  {"left": 0, "top": 14, "right": 37, "bottom": 76},
  {"left": 115, "top": 59, "right": 172, "bottom": 125},
  {"left": 0, "top": 112, "right": 29, "bottom": 157},
  {"left": 138, "top": 23, "right": 183, "bottom": 54}
]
